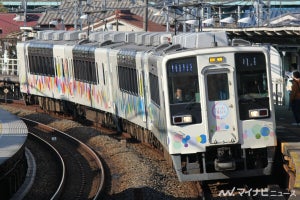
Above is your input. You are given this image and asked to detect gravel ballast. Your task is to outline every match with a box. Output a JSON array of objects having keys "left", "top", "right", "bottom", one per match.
[{"left": 1, "top": 104, "right": 200, "bottom": 199}]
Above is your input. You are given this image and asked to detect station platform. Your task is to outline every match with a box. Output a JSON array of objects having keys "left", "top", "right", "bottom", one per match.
[
  {"left": 0, "top": 109, "right": 28, "bottom": 164},
  {"left": 0, "top": 108, "right": 28, "bottom": 199},
  {"left": 274, "top": 105, "right": 300, "bottom": 196},
  {"left": 275, "top": 105, "right": 300, "bottom": 142}
]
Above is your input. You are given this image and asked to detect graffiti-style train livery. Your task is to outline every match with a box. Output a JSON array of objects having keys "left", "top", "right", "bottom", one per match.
[{"left": 17, "top": 31, "right": 277, "bottom": 181}]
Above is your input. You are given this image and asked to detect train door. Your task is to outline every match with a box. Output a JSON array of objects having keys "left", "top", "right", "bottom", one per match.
[{"left": 204, "top": 68, "right": 239, "bottom": 144}]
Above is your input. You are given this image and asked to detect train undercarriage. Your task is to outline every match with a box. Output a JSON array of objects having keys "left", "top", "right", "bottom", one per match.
[
  {"left": 23, "top": 95, "right": 169, "bottom": 162},
  {"left": 0, "top": 81, "right": 21, "bottom": 102}
]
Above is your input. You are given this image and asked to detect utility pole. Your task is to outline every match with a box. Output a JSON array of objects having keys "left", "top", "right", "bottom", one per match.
[
  {"left": 23, "top": 0, "right": 27, "bottom": 27},
  {"left": 267, "top": 0, "right": 270, "bottom": 26},
  {"left": 74, "top": 0, "right": 78, "bottom": 30},
  {"left": 143, "top": 0, "right": 148, "bottom": 31}
]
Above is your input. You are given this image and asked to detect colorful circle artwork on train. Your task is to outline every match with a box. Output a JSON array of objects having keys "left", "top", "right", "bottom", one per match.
[
  {"left": 212, "top": 103, "right": 229, "bottom": 119},
  {"left": 243, "top": 125, "right": 274, "bottom": 140}
]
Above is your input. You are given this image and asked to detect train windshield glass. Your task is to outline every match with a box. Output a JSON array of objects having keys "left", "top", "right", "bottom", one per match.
[
  {"left": 207, "top": 73, "right": 229, "bottom": 101},
  {"left": 235, "top": 52, "right": 268, "bottom": 99},
  {"left": 166, "top": 57, "right": 199, "bottom": 104}
]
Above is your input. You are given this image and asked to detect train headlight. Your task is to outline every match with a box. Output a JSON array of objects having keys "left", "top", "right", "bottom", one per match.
[
  {"left": 249, "top": 109, "right": 269, "bottom": 118},
  {"left": 172, "top": 115, "right": 193, "bottom": 125},
  {"left": 209, "top": 56, "right": 225, "bottom": 64}
]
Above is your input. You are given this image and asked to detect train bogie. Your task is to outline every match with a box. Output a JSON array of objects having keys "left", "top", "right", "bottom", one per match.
[{"left": 17, "top": 30, "right": 278, "bottom": 182}]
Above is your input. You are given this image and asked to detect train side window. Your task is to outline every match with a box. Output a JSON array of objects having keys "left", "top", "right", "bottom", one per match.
[
  {"left": 35, "top": 55, "right": 38, "bottom": 74},
  {"left": 63, "top": 58, "right": 68, "bottom": 79},
  {"left": 96, "top": 62, "right": 99, "bottom": 84},
  {"left": 88, "top": 61, "right": 91, "bottom": 83},
  {"left": 73, "top": 57, "right": 77, "bottom": 80},
  {"left": 81, "top": 60, "right": 85, "bottom": 81},
  {"left": 149, "top": 73, "right": 160, "bottom": 106},
  {"left": 102, "top": 63, "right": 106, "bottom": 85},
  {"left": 78, "top": 60, "right": 83, "bottom": 81},
  {"left": 44, "top": 56, "right": 48, "bottom": 75},
  {"left": 45, "top": 57, "right": 49, "bottom": 76},
  {"left": 123, "top": 67, "right": 127, "bottom": 91},
  {"left": 61, "top": 58, "right": 64, "bottom": 78},
  {"left": 43, "top": 56, "right": 46, "bottom": 75},
  {"left": 87, "top": 60, "right": 91, "bottom": 82},
  {"left": 118, "top": 66, "right": 138, "bottom": 96},
  {"left": 34, "top": 55, "right": 38, "bottom": 74},
  {"left": 117, "top": 49, "right": 138, "bottom": 96},
  {"left": 40, "top": 56, "right": 44, "bottom": 75},
  {"left": 54, "top": 57, "right": 58, "bottom": 77},
  {"left": 46, "top": 57, "right": 52, "bottom": 76},
  {"left": 129, "top": 68, "right": 133, "bottom": 93},
  {"left": 91, "top": 61, "right": 95, "bottom": 84},
  {"left": 28, "top": 55, "right": 32, "bottom": 73},
  {"left": 29, "top": 55, "right": 34, "bottom": 73},
  {"left": 132, "top": 68, "right": 138, "bottom": 95},
  {"left": 69, "top": 59, "right": 73, "bottom": 79}
]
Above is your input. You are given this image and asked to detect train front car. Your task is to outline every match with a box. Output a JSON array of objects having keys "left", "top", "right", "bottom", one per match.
[{"left": 162, "top": 44, "right": 277, "bottom": 182}]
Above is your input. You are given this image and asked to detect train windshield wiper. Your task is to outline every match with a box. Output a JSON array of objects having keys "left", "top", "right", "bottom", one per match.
[
  {"left": 239, "top": 94, "right": 257, "bottom": 102},
  {"left": 185, "top": 98, "right": 196, "bottom": 110}
]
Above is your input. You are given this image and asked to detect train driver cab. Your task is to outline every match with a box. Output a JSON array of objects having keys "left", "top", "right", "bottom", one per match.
[{"left": 167, "top": 56, "right": 201, "bottom": 125}]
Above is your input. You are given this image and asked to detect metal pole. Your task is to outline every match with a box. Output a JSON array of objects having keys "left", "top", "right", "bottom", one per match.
[
  {"left": 282, "top": 51, "right": 286, "bottom": 106},
  {"left": 74, "top": 0, "right": 77, "bottom": 30},
  {"left": 115, "top": 10, "right": 119, "bottom": 31},
  {"left": 61, "top": 15, "right": 65, "bottom": 30},
  {"left": 87, "top": 13, "right": 90, "bottom": 36},
  {"left": 183, "top": 7, "right": 187, "bottom": 33},
  {"left": 143, "top": 0, "right": 148, "bottom": 31},
  {"left": 166, "top": 6, "right": 169, "bottom": 32},
  {"left": 198, "top": 5, "right": 202, "bottom": 32},
  {"left": 23, "top": 0, "right": 27, "bottom": 27},
  {"left": 79, "top": 0, "right": 83, "bottom": 30},
  {"left": 174, "top": 20, "right": 177, "bottom": 35}
]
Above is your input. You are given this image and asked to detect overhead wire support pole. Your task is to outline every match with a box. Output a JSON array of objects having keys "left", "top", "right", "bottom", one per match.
[
  {"left": 169, "top": 2, "right": 208, "bottom": 33},
  {"left": 198, "top": 3, "right": 202, "bottom": 32},
  {"left": 166, "top": 4, "right": 169, "bottom": 32},
  {"left": 74, "top": 0, "right": 78, "bottom": 30},
  {"left": 143, "top": 0, "right": 148, "bottom": 32},
  {"left": 23, "top": 0, "right": 27, "bottom": 27}
]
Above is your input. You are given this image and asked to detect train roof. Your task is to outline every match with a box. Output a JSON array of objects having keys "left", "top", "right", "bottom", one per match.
[
  {"left": 0, "top": 109, "right": 28, "bottom": 165},
  {"left": 23, "top": 30, "right": 231, "bottom": 50}
]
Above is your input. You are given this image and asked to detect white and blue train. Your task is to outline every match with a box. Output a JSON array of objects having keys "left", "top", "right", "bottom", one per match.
[{"left": 17, "top": 30, "right": 277, "bottom": 181}]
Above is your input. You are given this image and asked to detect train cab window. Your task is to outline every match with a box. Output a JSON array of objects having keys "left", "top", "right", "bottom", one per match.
[
  {"left": 237, "top": 73, "right": 268, "bottom": 99},
  {"left": 235, "top": 53, "right": 268, "bottom": 100},
  {"left": 167, "top": 57, "right": 199, "bottom": 105},
  {"left": 167, "top": 57, "right": 202, "bottom": 125},
  {"left": 235, "top": 52, "right": 270, "bottom": 120},
  {"left": 207, "top": 73, "right": 229, "bottom": 101}
]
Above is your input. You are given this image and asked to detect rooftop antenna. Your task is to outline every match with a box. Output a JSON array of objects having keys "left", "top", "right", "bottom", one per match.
[{"left": 211, "top": 34, "right": 217, "bottom": 47}]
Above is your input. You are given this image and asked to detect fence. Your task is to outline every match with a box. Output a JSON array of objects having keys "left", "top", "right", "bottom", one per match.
[{"left": 0, "top": 58, "right": 18, "bottom": 76}]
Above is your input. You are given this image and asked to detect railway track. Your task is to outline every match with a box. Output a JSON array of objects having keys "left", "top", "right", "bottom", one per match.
[
  {"left": 2, "top": 102, "right": 298, "bottom": 199},
  {"left": 24, "top": 132, "right": 65, "bottom": 199},
  {"left": 22, "top": 117, "right": 105, "bottom": 200}
]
